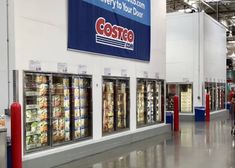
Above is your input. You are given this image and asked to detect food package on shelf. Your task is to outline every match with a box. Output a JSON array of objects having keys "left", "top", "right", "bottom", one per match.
[
  {"left": 37, "top": 84, "right": 48, "bottom": 96},
  {"left": 0, "top": 114, "right": 6, "bottom": 127},
  {"left": 37, "top": 96, "right": 48, "bottom": 109},
  {"left": 36, "top": 75, "right": 47, "bottom": 84}
]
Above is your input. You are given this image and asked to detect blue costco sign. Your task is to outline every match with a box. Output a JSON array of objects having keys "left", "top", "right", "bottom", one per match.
[{"left": 68, "top": 0, "right": 151, "bottom": 61}]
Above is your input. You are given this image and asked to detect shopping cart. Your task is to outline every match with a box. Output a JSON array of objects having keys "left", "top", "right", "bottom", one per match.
[{"left": 231, "top": 102, "right": 235, "bottom": 136}]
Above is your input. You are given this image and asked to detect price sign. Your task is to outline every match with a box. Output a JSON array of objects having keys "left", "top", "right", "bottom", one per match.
[
  {"left": 57, "top": 63, "right": 68, "bottom": 73},
  {"left": 143, "top": 71, "right": 148, "bottom": 78},
  {"left": 121, "top": 69, "right": 127, "bottom": 77},
  {"left": 29, "top": 60, "right": 41, "bottom": 71},
  {"left": 104, "top": 68, "right": 111, "bottom": 76},
  {"left": 78, "top": 65, "right": 87, "bottom": 74}
]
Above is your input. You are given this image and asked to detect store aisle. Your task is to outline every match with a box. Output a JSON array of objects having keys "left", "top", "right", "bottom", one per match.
[{"left": 55, "top": 118, "right": 235, "bottom": 168}]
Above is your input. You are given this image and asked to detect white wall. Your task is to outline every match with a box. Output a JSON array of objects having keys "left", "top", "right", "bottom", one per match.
[
  {"left": 166, "top": 12, "right": 199, "bottom": 83},
  {"left": 166, "top": 12, "right": 226, "bottom": 109},
  {"left": 0, "top": 0, "right": 8, "bottom": 114},
  {"left": 11, "top": 0, "right": 166, "bottom": 158},
  {"left": 166, "top": 12, "right": 203, "bottom": 108},
  {"left": 203, "top": 13, "right": 226, "bottom": 83}
]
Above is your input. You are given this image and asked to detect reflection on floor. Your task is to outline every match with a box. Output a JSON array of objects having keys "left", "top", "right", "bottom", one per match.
[{"left": 55, "top": 118, "right": 235, "bottom": 168}]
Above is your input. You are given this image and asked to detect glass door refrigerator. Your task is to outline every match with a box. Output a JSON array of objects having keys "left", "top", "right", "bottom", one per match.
[
  {"left": 179, "top": 84, "right": 193, "bottom": 113},
  {"left": 116, "top": 79, "right": 129, "bottom": 130},
  {"left": 72, "top": 76, "right": 92, "bottom": 140},
  {"left": 24, "top": 73, "right": 50, "bottom": 152},
  {"left": 51, "top": 75, "right": 72, "bottom": 145},
  {"left": 166, "top": 84, "right": 178, "bottom": 111},
  {"left": 155, "top": 82, "right": 162, "bottom": 122},
  {"left": 137, "top": 79, "right": 146, "bottom": 126},
  {"left": 146, "top": 81, "right": 155, "bottom": 124},
  {"left": 102, "top": 79, "right": 115, "bottom": 133}
]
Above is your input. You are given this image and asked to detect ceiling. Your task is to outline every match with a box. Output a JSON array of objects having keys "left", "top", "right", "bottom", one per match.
[{"left": 167, "top": 0, "right": 235, "bottom": 58}]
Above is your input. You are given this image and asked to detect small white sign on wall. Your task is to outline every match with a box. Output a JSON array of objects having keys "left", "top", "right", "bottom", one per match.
[
  {"left": 143, "top": 71, "right": 148, "bottom": 78},
  {"left": 155, "top": 72, "right": 159, "bottom": 79},
  {"left": 121, "top": 69, "right": 127, "bottom": 77},
  {"left": 182, "top": 78, "right": 189, "bottom": 83},
  {"left": 104, "top": 68, "right": 111, "bottom": 76},
  {"left": 29, "top": 60, "right": 41, "bottom": 71},
  {"left": 57, "top": 63, "right": 68, "bottom": 73},
  {"left": 78, "top": 65, "right": 87, "bottom": 74}
]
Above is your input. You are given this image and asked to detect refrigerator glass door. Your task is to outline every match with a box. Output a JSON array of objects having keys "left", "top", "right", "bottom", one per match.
[{"left": 24, "top": 73, "right": 50, "bottom": 152}]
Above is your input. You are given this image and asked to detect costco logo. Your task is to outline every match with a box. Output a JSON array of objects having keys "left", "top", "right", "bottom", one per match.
[{"left": 95, "top": 17, "right": 134, "bottom": 51}]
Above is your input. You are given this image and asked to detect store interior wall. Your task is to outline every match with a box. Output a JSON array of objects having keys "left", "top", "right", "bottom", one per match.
[
  {"left": 0, "top": 0, "right": 8, "bottom": 115},
  {"left": 12, "top": 0, "right": 167, "bottom": 159},
  {"left": 166, "top": 12, "right": 202, "bottom": 108},
  {"left": 203, "top": 13, "right": 226, "bottom": 83},
  {"left": 166, "top": 12, "right": 226, "bottom": 108}
]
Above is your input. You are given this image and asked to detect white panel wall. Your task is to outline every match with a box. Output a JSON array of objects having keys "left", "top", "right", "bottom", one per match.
[
  {"left": 166, "top": 13, "right": 198, "bottom": 83},
  {"left": 203, "top": 13, "right": 226, "bottom": 82},
  {"left": 12, "top": 0, "right": 166, "bottom": 158},
  {"left": 0, "top": 0, "right": 8, "bottom": 114},
  {"left": 166, "top": 12, "right": 226, "bottom": 110}
]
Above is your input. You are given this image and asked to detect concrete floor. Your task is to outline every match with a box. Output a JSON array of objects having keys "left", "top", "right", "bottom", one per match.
[{"left": 55, "top": 118, "right": 235, "bottom": 168}]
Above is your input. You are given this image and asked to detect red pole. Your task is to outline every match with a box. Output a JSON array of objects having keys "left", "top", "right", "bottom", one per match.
[
  {"left": 174, "top": 95, "right": 179, "bottom": 131},
  {"left": 205, "top": 94, "right": 210, "bottom": 122},
  {"left": 11, "top": 102, "right": 22, "bottom": 168}
]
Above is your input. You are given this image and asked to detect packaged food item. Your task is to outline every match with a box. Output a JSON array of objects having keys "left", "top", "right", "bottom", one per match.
[
  {"left": 37, "top": 96, "right": 47, "bottom": 108},
  {"left": 53, "top": 107, "right": 63, "bottom": 117},
  {"left": 73, "top": 78, "right": 79, "bottom": 87},
  {"left": 40, "top": 133, "right": 48, "bottom": 144},
  {"left": 53, "top": 119, "right": 59, "bottom": 130},
  {"left": 80, "top": 108, "right": 88, "bottom": 116},
  {"left": 64, "top": 89, "right": 70, "bottom": 97},
  {"left": 65, "top": 110, "right": 70, "bottom": 119},
  {"left": 64, "top": 99, "right": 70, "bottom": 108},
  {"left": 38, "top": 121, "right": 48, "bottom": 132},
  {"left": 65, "top": 121, "right": 70, "bottom": 131},
  {"left": 38, "top": 84, "right": 48, "bottom": 96},
  {"left": 74, "top": 98, "right": 80, "bottom": 107},
  {"left": 38, "top": 109, "right": 47, "bottom": 120},
  {"left": 55, "top": 83, "right": 63, "bottom": 94},
  {"left": 75, "top": 119, "right": 80, "bottom": 129},
  {"left": 74, "top": 88, "right": 79, "bottom": 97},
  {"left": 74, "top": 109, "right": 80, "bottom": 117},
  {"left": 0, "top": 114, "right": 6, "bottom": 127},
  {"left": 31, "top": 122, "right": 38, "bottom": 133},
  {"left": 52, "top": 95, "right": 61, "bottom": 107},
  {"left": 58, "top": 118, "right": 65, "bottom": 130},
  {"left": 63, "top": 78, "right": 69, "bottom": 87},
  {"left": 65, "top": 132, "right": 70, "bottom": 141},
  {"left": 74, "top": 130, "right": 81, "bottom": 139}
]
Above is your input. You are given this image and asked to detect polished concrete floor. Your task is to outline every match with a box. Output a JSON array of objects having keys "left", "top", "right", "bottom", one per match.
[{"left": 56, "top": 118, "right": 235, "bottom": 168}]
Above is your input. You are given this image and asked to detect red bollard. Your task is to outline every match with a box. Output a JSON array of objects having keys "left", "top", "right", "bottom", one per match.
[
  {"left": 174, "top": 96, "right": 180, "bottom": 131},
  {"left": 205, "top": 94, "right": 210, "bottom": 122},
  {"left": 11, "top": 102, "right": 22, "bottom": 168}
]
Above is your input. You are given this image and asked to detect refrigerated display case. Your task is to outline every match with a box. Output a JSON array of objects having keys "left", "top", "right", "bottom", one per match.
[
  {"left": 166, "top": 84, "right": 177, "bottom": 111},
  {"left": 146, "top": 81, "right": 155, "bottom": 124},
  {"left": 205, "top": 82, "right": 216, "bottom": 112},
  {"left": 136, "top": 79, "right": 163, "bottom": 127},
  {"left": 51, "top": 75, "right": 71, "bottom": 145},
  {"left": 179, "top": 84, "right": 192, "bottom": 113},
  {"left": 217, "top": 83, "right": 226, "bottom": 110},
  {"left": 72, "top": 76, "right": 92, "bottom": 140},
  {"left": 24, "top": 73, "right": 50, "bottom": 152},
  {"left": 102, "top": 77, "right": 130, "bottom": 134},
  {"left": 137, "top": 80, "right": 145, "bottom": 125},
  {"left": 166, "top": 83, "right": 193, "bottom": 113},
  {"left": 24, "top": 72, "right": 92, "bottom": 153}
]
